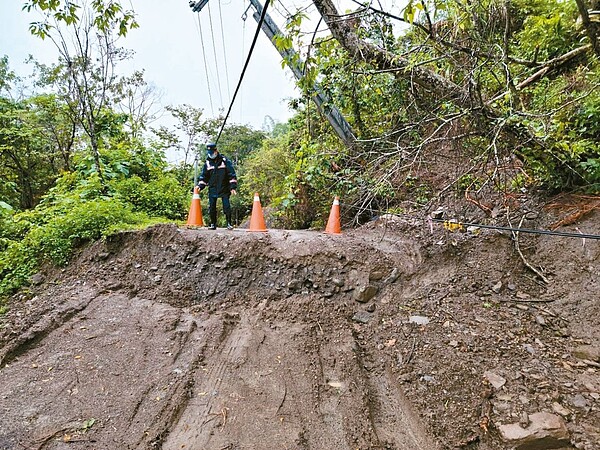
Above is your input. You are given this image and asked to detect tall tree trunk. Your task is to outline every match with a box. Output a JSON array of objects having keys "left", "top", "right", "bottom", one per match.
[{"left": 575, "top": 0, "right": 600, "bottom": 57}]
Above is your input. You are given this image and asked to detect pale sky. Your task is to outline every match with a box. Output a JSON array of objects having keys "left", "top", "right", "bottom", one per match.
[{"left": 0, "top": 1, "right": 303, "bottom": 137}]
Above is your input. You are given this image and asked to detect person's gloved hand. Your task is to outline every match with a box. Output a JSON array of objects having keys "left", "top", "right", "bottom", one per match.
[{"left": 230, "top": 189, "right": 237, "bottom": 196}]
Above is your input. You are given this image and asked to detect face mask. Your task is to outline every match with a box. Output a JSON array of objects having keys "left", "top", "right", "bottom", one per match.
[{"left": 207, "top": 151, "right": 217, "bottom": 160}]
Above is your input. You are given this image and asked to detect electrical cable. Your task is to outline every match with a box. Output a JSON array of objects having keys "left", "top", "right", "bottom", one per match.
[
  {"left": 218, "top": 0, "right": 232, "bottom": 101},
  {"left": 428, "top": 217, "right": 600, "bottom": 240},
  {"left": 338, "top": 200, "right": 600, "bottom": 240},
  {"left": 240, "top": 8, "right": 246, "bottom": 123},
  {"left": 207, "top": 1, "right": 224, "bottom": 108},
  {"left": 215, "top": 0, "right": 271, "bottom": 144},
  {"left": 195, "top": 13, "right": 215, "bottom": 116}
]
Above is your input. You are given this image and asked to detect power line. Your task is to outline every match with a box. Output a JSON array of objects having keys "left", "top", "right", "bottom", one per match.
[
  {"left": 217, "top": 0, "right": 231, "bottom": 101},
  {"left": 215, "top": 0, "right": 271, "bottom": 143},
  {"left": 428, "top": 217, "right": 600, "bottom": 240},
  {"left": 195, "top": 13, "right": 215, "bottom": 116},
  {"left": 239, "top": 3, "right": 248, "bottom": 123},
  {"left": 207, "top": 1, "right": 224, "bottom": 108},
  {"left": 339, "top": 200, "right": 600, "bottom": 240}
]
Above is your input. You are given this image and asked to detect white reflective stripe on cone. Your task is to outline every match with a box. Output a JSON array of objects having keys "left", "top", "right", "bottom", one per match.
[
  {"left": 254, "top": 195, "right": 260, "bottom": 202},
  {"left": 333, "top": 198, "right": 340, "bottom": 205},
  {"left": 193, "top": 193, "right": 200, "bottom": 199}
]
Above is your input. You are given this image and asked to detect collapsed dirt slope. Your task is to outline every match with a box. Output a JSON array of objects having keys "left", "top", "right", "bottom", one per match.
[{"left": 0, "top": 213, "right": 599, "bottom": 450}]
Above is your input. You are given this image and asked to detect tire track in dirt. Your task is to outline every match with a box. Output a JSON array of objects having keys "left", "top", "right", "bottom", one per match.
[
  {"left": 0, "top": 292, "right": 217, "bottom": 449},
  {"left": 162, "top": 300, "right": 438, "bottom": 450},
  {"left": 1, "top": 226, "right": 441, "bottom": 449},
  {"left": 0, "top": 286, "right": 98, "bottom": 369}
]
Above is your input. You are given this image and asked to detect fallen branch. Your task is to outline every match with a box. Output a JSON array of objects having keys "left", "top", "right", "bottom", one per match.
[
  {"left": 511, "top": 215, "right": 550, "bottom": 284},
  {"left": 499, "top": 298, "right": 555, "bottom": 303}
]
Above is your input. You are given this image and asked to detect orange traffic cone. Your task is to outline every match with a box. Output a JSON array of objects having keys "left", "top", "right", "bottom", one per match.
[
  {"left": 324, "top": 196, "right": 342, "bottom": 234},
  {"left": 247, "top": 192, "right": 268, "bottom": 232},
  {"left": 186, "top": 186, "right": 204, "bottom": 227}
]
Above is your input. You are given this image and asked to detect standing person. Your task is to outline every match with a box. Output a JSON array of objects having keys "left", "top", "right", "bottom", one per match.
[{"left": 197, "top": 143, "right": 238, "bottom": 230}]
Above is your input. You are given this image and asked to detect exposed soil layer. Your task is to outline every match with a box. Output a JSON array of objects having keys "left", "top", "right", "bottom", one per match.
[{"left": 0, "top": 211, "right": 599, "bottom": 449}]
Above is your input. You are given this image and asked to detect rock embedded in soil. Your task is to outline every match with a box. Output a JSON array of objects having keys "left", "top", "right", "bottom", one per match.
[
  {"left": 353, "top": 284, "right": 378, "bottom": 303},
  {"left": 409, "top": 315, "right": 430, "bottom": 325},
  {"left": 573, "top": 345, "right": 600, "bottom": 362},
  {"left": 484, "top": 370, "right": 507, "bottom": 389},
  {"left": 352, "top": 311, "right": 373, "bottom": 324},
  {"left": 498, "top": 412, "right": 570, "bottom": 450}
]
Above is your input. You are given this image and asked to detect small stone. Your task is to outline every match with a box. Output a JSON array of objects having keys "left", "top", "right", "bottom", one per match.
[
  {"left": 153, "top": 275, "right": 162, "bottom": 283},
  {"left": 366, "top": 303, "right": 376, "bottom": 313},
  {"left": 409, "top": 315, "right": 430, "bottom": 326},
  {"left": 352, "top": 311, "right": 372, "bottom": 324},
  {"left": 523, "top": 344, "right": 535, "bottom": 355},
  {"left": 519, "top": 411, "right": 530, "bottom": 428},
  {"left": 516, "top": 291, "right": 531, "bottom": 300},
  {"left": 449, "top": 340, "right": 459, "bottom": 347},
  {"left": 369, "top": 270, "right": 384, "bottom": 281},
  {"left": 420, "top": 375, "right": 435, "bottom": 383},
  {"left": 484, "top": 371, "right": 507, "bottom": 389},
  {"left": 551, "top": 402, "right": 571, "bottom": 418},
  {"left": 150, "top": 266, "right": 159, "bottom": 271},
  {"left": 573, "top": 345, "right": 600, "bottom": 362},
  {"left": 524, "top": 211, "right": 538, "bottom": 220},
  {"left": 498, "top": 412, "right": 569, "bottom": 450},
  {"left": 535, "top": 315, "right": 546, "bottom": 327},
  {"left": 383, "top": 268, "right": 399, "bottom": 283},
  {"left": 353, "top": 285, "right": 378, "bottom": 303},
  {"left": 492, "top": 281, "right": 503, "bottom": 294},
  {"left": 31, "top": 273, "right": 44, "bottom": 285},
  {"left": 570, "top": 394, "right": 589, "bottom": 409},
  {"left": 331, "top": 278, "right": 344, "bottom": 287}
]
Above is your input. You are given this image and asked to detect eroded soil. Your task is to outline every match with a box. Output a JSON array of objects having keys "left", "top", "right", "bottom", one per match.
[{"left": 0, "top": 210, "right": 599, "bottom": 449}]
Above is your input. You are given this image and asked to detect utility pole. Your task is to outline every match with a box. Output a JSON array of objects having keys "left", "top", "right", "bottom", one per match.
[
  {"left": 188, "top": 0, "right": 356, "bottom": 146},
  {"left": 247, "top": 0, "right": 355, "bottom": 146}
]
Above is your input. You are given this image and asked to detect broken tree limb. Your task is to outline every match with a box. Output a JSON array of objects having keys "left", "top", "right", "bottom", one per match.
[
  {"left": 311, "top": 0, "right": 540, "bottom": 146},
  {"left": 511, "top": 215, "right": 550, "bottom": 284}
]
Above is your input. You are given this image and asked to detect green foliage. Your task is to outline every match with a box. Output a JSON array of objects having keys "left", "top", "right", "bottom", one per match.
[
  {"left": 0, "top": 195, "right": 145, "bottom": 299},
  {"left": 0, "top": 133, "right": 185, "bottom": 303},
  {"left": 511, "top": 0, "right": 578, "bottom": 60},
  {"left": 240, "top": 137, "right": 296, "bottom": 204},
  {"left": 113, "top": 175, "right": 188, "bottom": 220},
  {"left": 24, "top": 0, "right": 138, "bottom": 38}
]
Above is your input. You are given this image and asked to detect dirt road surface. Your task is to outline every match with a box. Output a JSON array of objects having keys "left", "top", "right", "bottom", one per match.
[{"left": 1, "top": 214, "right": 598, "bottom": 449}]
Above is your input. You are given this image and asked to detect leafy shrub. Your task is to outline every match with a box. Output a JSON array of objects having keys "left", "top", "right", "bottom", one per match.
[
  {"left": 0, "top": 199, "right": 145, "bottom": 299},
  {"left": 113, "top": 175, "right": 188, "bottom": 220}
]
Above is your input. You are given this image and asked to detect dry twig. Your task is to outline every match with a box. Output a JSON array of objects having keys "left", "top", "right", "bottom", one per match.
[{"left": 510, "top": 215, "right": 549, "bottom": 284}]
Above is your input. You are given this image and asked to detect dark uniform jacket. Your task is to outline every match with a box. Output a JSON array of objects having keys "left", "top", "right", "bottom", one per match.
[{"left": 198, "top": 154, "right": 238, "bottom": 198}]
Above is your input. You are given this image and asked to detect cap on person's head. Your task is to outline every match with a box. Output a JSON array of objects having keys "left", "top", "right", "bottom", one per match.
[{"left": 206, "top": 143, "right": 218, "bottom": 159}]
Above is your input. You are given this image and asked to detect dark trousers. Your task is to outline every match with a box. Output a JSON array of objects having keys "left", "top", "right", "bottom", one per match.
[{"left": 209, "top": 195, "right": 231, "bottom": 225}]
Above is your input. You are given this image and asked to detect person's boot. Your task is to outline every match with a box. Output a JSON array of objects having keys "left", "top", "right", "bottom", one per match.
[
  {"left": 209, "top": 223, "right": 217, "bottom": 230},
  {"left": 227, "top": 223, "right": 233, "bottom": 230}
]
